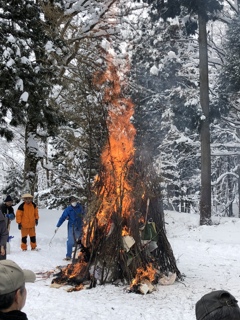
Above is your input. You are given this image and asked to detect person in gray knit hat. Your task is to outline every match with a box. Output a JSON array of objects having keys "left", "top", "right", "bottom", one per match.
[
  {"left": 196, "top": 290, "right": 240, "bottom": 320},
  {"left": 0, "top": 260, "right": 36, "bottom": 320}
]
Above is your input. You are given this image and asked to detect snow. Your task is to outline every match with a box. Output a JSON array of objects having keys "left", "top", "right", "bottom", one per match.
[
  {"left": 6, "top": 58, "right": 15, "bottom": 68},
  {"left": 168, "top": 51, "right": 177, "bottom": 59},
  {"left": 15, "top": 79, "right": 24, "bottom": 91},
  {"left": 21, "top": 57, "right": 29, "bottom": 64},
  {"left": 7, "top": 208, "right": 240, "bottom": 320},
  {"left": 19, "top": 92, "right": 29, "bottom": 103},
  {"left": 150, "top": 65, "right": 159, "bottom": 76},
  {"left": 45, "top": 41, "right": 55, "bottom": 53}
]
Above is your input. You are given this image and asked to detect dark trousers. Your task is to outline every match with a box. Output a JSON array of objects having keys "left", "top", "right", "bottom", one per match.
[{"left": 0, "top": 245, "right": 6, "bottom": 260}]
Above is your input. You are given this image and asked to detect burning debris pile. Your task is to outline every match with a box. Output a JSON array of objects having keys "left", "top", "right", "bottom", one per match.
[{"left": 52, "top": 54, "right": 181, "bottom": 294}]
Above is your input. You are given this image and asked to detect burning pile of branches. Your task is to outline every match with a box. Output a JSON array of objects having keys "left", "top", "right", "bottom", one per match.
[
  {"left": 52, "top": 199, "right": 180, "bottom": 294},
  {"left": 52, "top": 53, "right": 181, "bottom": 294}
]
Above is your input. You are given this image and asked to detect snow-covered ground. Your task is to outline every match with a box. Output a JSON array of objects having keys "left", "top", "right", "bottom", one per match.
[{"left": 7, "top": 208, "right": 240, "bottom": 320}]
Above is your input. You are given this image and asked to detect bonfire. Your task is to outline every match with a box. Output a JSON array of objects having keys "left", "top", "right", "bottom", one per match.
[{"left": 52, "top": 54, "right": 181, "bottom": 294}]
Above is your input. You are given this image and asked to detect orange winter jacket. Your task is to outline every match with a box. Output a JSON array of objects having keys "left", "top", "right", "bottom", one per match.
[{"left": 16, "top": 202, "right": 39, "bottom": 228}]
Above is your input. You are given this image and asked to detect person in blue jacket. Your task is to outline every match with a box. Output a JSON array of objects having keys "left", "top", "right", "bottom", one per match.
[{"left": 55, "top": 196, "right": 84, "bottom": 260}]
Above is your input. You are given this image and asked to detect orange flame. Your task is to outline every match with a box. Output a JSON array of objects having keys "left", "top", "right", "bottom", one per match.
[
  {"left": 93, "top": 55, "right": 136, "bottom": 229},
  {"left": 121, "top": 225, "right": 129, "bottom": 236},
  {"left": 67, "top": 283, "right": 84, "bottom": 292},
  {"left": 63, "top": 261, "right": 87, "bottom": 279},
  {"left": 131, "top": 264, "right": 157, "bottom": 287}
]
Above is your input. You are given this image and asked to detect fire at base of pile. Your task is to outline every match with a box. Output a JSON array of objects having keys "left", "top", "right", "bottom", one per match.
[{"left": 51, "top": 211, "right": 180, "bottom": 294}]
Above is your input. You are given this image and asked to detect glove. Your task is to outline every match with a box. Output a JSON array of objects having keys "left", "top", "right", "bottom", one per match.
[
  {"left": 54, "top": 227, "right": 59, "bottom": 234},
  {"left": 18, "top": 224, "right": 22, "bottom": 230},
  {"left": 35, "top": 219, "right": 38, "bottom": 226},
  {"left": 6, "top": 213, "right": 15, "bottom": 220}
]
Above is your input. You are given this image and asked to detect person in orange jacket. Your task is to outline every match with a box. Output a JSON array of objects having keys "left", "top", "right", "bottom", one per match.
[{"left": 16, "top": 193, "right": 39, "bottom": 251}]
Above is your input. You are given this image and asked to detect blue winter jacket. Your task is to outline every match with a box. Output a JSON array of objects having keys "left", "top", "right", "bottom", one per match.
[{"left": 56, "top": 203, "right": 84, "bottom": 230}]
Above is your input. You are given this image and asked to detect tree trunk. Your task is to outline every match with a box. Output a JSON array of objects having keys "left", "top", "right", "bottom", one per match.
[
  {"left": 199, "top": 12, "right": 212, "bottom": 225},
  {"left": 227, "top": 157, "right": 234, "bottom": 217},
  {"left": 24, "top": 123, "right": 40, "bottom": 197}
]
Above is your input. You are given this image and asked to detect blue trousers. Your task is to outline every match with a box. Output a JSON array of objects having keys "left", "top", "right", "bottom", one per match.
[{"left": 66, "top": 225, "right": 81, "bottom": 258}]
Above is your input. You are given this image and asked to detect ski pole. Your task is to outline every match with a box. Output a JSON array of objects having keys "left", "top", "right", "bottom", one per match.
[{"left": 49, "top": 228, "right": 58, "bottom": 246}]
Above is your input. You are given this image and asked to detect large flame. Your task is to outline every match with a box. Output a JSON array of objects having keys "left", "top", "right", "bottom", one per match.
[{"left": 93, "top": 55, "right": 136, "bottom": 227}]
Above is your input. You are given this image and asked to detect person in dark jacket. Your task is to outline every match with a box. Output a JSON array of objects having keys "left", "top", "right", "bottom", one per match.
[
  {"left": 55, "top": 196, "right": 85, "bottom": 260},
  {"left": 0, "top": 212, "right": 8, "bottom": 260},
  {"left": 196, "top": 290, "right": 240, "bottom": 320},
  {"left": 1, "top": 195, "right": 15, "bottom": 230},
  {"left": 0, "top": 259, "right": 36, "bottom": 320}
]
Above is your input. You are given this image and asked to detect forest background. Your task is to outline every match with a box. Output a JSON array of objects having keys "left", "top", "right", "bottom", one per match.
[{"left": 0, "top": 0, "right": 240, "bottom": 225}]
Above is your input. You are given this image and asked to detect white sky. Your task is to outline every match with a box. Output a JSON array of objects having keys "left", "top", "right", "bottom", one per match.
[{"left": 6, "top": 207, "right": 240, "bottom": 320}]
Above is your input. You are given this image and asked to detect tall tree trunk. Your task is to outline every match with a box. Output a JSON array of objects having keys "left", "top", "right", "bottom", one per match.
[
  {"left": 24, "top": 123, "right": 40, "bottom": 197},
  {"left": 199, "top": 12, "right": 212, "bottom": 225},
  {"left": 227, "top": 157, "right": 234, "bottom": 217}
]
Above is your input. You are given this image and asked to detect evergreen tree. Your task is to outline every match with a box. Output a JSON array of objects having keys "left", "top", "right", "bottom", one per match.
[
  {"left": 0, "top": 0, "right": 61, "bottom": 135},
  {"left": 0, "top": 0, "right": 63, "bottom": 194},
  {"left": 130, "top": 8, "right": 201, "bottom": 212},
  {"left": 217, "top": 13, "right": 240, "bottom": 114},
  {"left": 131, "top": 0, "right": 224, "bottom": 222},
  {"left": 142, "top": 0, "right": 223, "bottom": 22},
  {"left": 213, "top": 11, "right": 240, "bottom": 217},
  {"left": 2, "top": 165, "right": 24, "bottom": 204}
]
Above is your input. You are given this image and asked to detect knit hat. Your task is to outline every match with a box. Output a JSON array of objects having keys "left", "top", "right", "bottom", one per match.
[
  {"left": 0, "top": 260, "right": 36, "bottom": 295},
  {"left": 22, "top": 193, "right": 33, "bottom": 199},
  {"left": 196, "top": 290, "right": 239, "bottom": 320},
  {"left": 4, "top": 195, "right": 13, "bottom": 202}
]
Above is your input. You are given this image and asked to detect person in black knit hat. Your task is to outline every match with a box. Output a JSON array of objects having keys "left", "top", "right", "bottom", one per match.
[
  {"left": 1, "top": 195, "right": 15, "bottom": 229},
  {"left": 196, "top": 290, "right": 240, "bottom": 320},
  {"left": 0, "top": 196, "right": 15, "bottom": 258}
]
